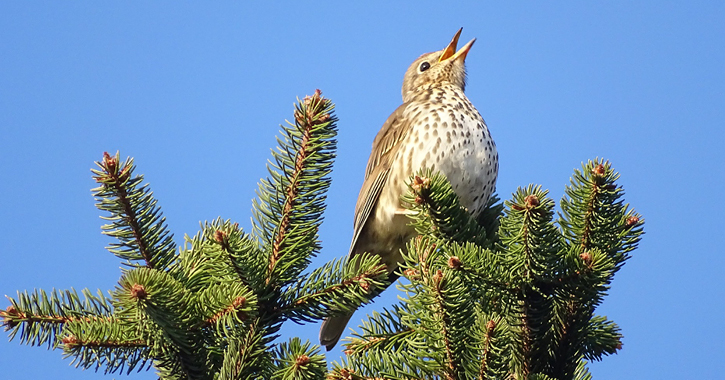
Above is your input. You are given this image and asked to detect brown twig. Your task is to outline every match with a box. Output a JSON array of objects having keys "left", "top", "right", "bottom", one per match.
[{"left": 267, "top": 91, "right": 326, "bottom": 285}]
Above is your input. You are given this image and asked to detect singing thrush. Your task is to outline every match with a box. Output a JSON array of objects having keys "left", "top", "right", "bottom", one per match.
[{"left": 320, "top": 28, "right": 498, "bottom": 350}]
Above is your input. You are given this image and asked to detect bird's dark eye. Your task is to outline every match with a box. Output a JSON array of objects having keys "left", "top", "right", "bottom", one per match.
[{"left": 419, "top": 62, "right": 430, "bottom": 72}]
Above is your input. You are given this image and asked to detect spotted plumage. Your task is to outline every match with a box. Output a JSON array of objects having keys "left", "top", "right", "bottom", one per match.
[{"left": 320, "top": 28, "right": 498, "bottom": 350}]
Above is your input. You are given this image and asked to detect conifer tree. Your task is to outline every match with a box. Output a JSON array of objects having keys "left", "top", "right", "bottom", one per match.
[{"left": 2, "top": 91, "right": 643, "bottom": 379}]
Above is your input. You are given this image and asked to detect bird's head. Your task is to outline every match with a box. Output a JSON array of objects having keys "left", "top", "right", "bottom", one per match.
[{"left": 401, "top": 28, "right": 475, "bottom": 103}]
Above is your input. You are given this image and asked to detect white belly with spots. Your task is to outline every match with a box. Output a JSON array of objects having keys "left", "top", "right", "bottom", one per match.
[
  {"left": 402, "top": 94, "right": 496, "bottom": 214},
  {"left": 359, "top": 88, "right": 498, "bottom": 273},
  {"left": 373, "top": 90, "right": 498, "bottom": 247}
]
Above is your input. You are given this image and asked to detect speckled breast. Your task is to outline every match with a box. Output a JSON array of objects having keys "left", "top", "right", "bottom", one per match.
[{"left": 393, "top": 86, "right": 498, "bottom": 217}]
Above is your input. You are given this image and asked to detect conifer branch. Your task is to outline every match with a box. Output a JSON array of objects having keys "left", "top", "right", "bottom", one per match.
[
  {"left": 345, "top": 306, "right": 415, "bottom": 356},
  {"left": 194, "top": 219, "right": 266, "bottom": 295},
  {"left": 100, "top": 152, "right": 153, "bottom": 267},
  {"left": 2, "top": 305, "right": 65, "bottom": 326},
  {"left": 61, "top": 335, "right": 148, "bottom": 349},
  {"left": 410, "top": 239, "right": 461, "bottom": 378},
  {"left": 266, "top": 90, "right": 325, "bottom": 279},
  {"left": 220, "top": 317, "right": 271, "bottom": 379},
  {"left": 404, "top": 171, "right": 491, "bottom": 247},
  {"left": 283, "top": 267, "right": 385, "bottom": 316},
  {"left": 2, "top": 289, "right": 114, "bottom": 348},
  {"left": 346, "top": 328, "right": 414, "bottom": 355},
  {"left": 268, "top": 125, "right": 308, "bottom": 284},
  {"left": 60, "top": 335, "right": 151, "bottom": 375},
  {"left": 281, "top": 254, "right": 388, "bottom": 323},
  {"left": 112, "top": 268, "right": 206, "bottom": 378},
  {"left": 2, "top": 307, "right": 116, "bottom": 329},
  {"left": 210, "top": 224, "right": 257, "bottom": 290},
  {"left": 519, "top": 299, "right": 533, "bottom": 379},
  {"left": 61, "top": 334, "right": 153, "bottom": 375},
  {"left": 579, "top": 171, "right": 601, "bottom": 251},
  {"left": 582, "top": 315, "right": 622, "bottom": 360},
  {"left": 439, "top": 243, "right": 512, "bottom": 307},
  {"left": 271, "top": 337, "right": 326, "bottom": 380},
  {"left": 92, "top": 151, "right": 176, "bottom": 270},
  {"left": 203, "top": 296, "right": 248, "bottom": 326},
  {"left": 478, "top": 319, "right": 497, "bottom": 380},
  {"left": 327, "top": 369, "right": 395, "bottom": 380},
  {"left": 214, "top": 229, "right": 249, "bottom": 284},
  {"left": 195, "top": 281, "right": 257, "bottom": 334},
  {"left": 499, "top": 186, "right": 562, "bottom": 378},
  {"left": 429, "top": 269, "right": 460, "bottom": 380},
  {"left": 550, "top": 300, "right": 582, "bottom": 378},
  {"left": 574, "top": 360, "right": 593, "bottom": 380},
  {"left": 252, "top": 89, "right": 337, "bottom": 290},
  {"left": 517, "top": 195, "right": 539, "bottom": 379}
]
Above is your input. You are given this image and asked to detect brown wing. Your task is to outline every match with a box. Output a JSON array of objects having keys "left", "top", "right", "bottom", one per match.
[
  {"left": 321, "top": 103, "right": 415, "bottom": 351},
  {"left": 348, "top": 102, "right": 414, "bottom": 255}
]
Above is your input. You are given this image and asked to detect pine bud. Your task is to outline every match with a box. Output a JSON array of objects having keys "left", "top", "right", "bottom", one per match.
[
  {"left": 295, "top": 354, "right": 310, "bottom": 367},
  {"left": 301, "top": 89, "right": 325, "bottom": 120},
  {"left": 432, "top": 269, "right": 444, "bottom": 286},
  {"left": 593, "top": 163, "right": 606, "bottom": 176},
  {"left": 626, "top": 215, "right": 640, "bottom": 227},
  {"left": 404, "top": 268, "right": 420, "bottom": 279},
  {"left": 447, "top": 256, "right": 462, "bottom": 269},
  {"left": 3, "top": 305, "right": 17, "bottom": 317},
  {"left": 214, "top": 230, "right": 227, "bottom": 243},
  {"left": 486, "top": 319, "right": 496, "bottom": 332},
  {"left": 130, "top": 284, "right": 147, "bottom": 300},
  {"left": 524, "top": 194, "right": 539, "bottom": 209},
  {"left": 411, "top": 175, "right": 431, "bottom": 193},
  {"left": 339, "top": 368, "right": 353, "bottom": 379},
  {"left": 580, "top": 251, "right": 592, "bottom": 266},
  {"left": 1, "top": 305, "right": 19, "bottom": 329},
  {"left": 62, "top": 335, "right": 79, "bottom": 348},
  {"left": 214, "top": 230, "right": 232, "bottom": 251},
  {"left": 232, "top": 296, "right": 246, "bottom": 309},
  {"left": 103, "top": 152, "right": 117, "bottom": 174}
]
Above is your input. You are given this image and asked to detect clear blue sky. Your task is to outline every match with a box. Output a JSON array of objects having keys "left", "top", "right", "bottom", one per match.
[{"left": 1, "top": 2, "right": 723, "bottom": 379}]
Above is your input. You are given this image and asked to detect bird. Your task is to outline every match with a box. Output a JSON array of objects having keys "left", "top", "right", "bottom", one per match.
[{"left": 319, "top": 28, "right": 498, "bottom": 350}]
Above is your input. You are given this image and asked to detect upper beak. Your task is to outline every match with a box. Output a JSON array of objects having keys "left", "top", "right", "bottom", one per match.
[{"left": 439, "top": 28, "right": 476, "bottom": 63}]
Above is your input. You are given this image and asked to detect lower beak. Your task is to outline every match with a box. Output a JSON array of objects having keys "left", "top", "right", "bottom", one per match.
[{"left": 449, "top": 38, "right": 476, "bottom": 62}]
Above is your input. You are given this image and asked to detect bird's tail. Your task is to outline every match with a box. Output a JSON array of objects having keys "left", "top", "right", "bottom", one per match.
[{"left": 319, "top": 313, "right": 354, "bottom": 351}]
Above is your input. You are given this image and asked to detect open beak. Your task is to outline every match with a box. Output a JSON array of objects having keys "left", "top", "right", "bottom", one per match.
[{"left": 439, "top": 28, "right": 476, "bottom": 63}]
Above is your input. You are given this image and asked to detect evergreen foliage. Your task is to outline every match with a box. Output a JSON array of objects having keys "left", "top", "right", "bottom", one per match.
[
  {"left": 2, "top": 92, "right": 643, "bottom": 379},
  {"left": 332, "top": 162, "right": 643, "bottom": 380}
]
